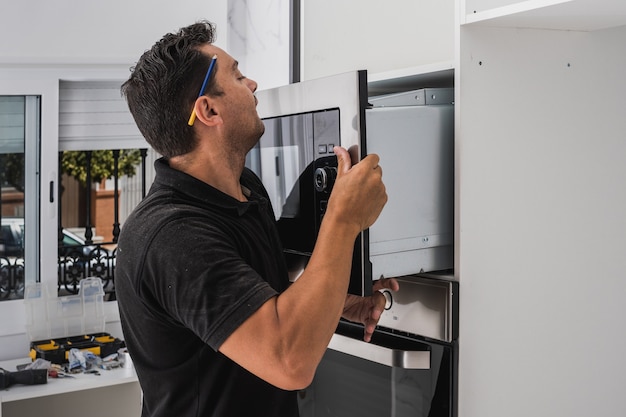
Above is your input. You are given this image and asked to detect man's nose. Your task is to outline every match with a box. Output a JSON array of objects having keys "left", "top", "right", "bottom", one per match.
[{"left": 247, "top": 78, "right": 258, "bottom": 93}]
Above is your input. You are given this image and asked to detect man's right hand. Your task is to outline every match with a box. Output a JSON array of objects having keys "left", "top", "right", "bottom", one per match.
[{"left": 328, "top": 146, "right": 387, "bottom": 233}]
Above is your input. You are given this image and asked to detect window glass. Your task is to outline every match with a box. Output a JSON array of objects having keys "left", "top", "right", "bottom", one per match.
[{"left": 0, "top": 96, "right": 29, "bottom": 301}]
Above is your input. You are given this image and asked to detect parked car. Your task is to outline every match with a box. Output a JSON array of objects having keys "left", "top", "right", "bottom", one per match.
[
  {"left": 1, "top": 217, "right": 99, "bottom": 258},
  {"left": 0, "top": 217, "right": 24, "bottom": 258}
]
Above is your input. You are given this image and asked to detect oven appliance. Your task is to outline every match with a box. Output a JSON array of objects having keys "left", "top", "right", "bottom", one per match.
[
  {"left": 299, "top": 274, "right": 458, "bottom": 417},
  {"left": 249, "top": 70, "right": 454, "bottom": 296}
]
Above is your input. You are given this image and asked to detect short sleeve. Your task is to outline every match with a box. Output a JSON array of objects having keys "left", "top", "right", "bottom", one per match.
[{"left": 142, "top": 216, "right": 279, "bottom": 350}]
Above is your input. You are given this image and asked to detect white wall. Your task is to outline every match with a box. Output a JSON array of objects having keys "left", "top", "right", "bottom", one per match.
[
  {"left": 0, "top": 0, "right": 229, "bottom": 64},
  {"left": 227, "top": 0, "right": 291, "bottom": 90},
  {"left": 300, "top": 0, "right": 455, "bottom": 81}
]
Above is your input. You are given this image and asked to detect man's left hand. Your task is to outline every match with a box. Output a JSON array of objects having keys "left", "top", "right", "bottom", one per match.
[{"left": 342, "top": 277, "right": 400, "bottom": 342}]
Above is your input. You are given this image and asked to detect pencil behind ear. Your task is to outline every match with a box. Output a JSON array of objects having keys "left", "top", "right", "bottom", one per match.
[{"left": 188, "top": 55, "right": 218, "bottom": 126}]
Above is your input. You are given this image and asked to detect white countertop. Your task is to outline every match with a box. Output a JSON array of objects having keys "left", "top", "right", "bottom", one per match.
[{"left": 0, "top": 357, "right": 138, "bottom": 403}]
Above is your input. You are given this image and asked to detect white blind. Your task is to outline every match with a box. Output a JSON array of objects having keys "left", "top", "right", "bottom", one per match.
[
  {"left": 0, "top": 96, "right": 25, "bottom": 154},
  {"left": 59, "top": 80, "right": 147, "bottom": 151}
]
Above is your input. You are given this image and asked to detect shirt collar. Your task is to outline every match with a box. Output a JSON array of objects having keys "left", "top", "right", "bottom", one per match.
[{"left": 153, "top": 157, "right": 265, "bottom": 216}]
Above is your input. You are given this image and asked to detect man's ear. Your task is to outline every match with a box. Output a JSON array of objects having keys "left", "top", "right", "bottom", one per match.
[{"left": 193, "top": 96, "right": 222, "bottom": 127}]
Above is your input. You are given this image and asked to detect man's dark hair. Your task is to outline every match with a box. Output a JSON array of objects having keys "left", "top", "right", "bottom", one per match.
[{"left": 122, "top": 20, "right": 221, "bottom": 158}]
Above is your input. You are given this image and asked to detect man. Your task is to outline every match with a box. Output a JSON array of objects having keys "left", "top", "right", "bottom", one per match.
[{"left": 116, "top": 20, "right": 397, "bottom": 417}]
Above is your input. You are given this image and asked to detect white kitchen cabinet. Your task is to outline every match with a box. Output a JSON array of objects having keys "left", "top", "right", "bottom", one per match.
[
  {"left": 457, "top": 1, "right": 626, "bottom": 416},
  {"left": 300, "top": 0, "right": 455, "bottom": 81}
]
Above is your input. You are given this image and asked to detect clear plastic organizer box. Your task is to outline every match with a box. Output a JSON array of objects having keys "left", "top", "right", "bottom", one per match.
[{"left": 24, "top": 277, "right": 106, "bottom": 341}]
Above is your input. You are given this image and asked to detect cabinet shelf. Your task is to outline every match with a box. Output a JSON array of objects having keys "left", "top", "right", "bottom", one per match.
[
  {"left": 367, "top": 61, "right": 454, "bottom": 96},
  {"left": 463, "top": 0, "right": 626, "bottom": 32}
]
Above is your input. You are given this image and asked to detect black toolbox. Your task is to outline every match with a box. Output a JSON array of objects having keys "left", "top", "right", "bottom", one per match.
[{"left": 29, "top": 332, "right": 125, "bottom": 365}]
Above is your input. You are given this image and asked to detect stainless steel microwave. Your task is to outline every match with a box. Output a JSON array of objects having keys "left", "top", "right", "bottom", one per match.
[{"left": 248, "top": 71, "right": 454, "bottom": 296}]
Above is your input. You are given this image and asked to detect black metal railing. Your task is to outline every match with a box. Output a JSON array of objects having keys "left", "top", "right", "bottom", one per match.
[
  {"left": 0, "top": 256, "right": 25, "bottom": 300},
  {"left": 57, "top": 244, "right": 118, "bottom": 297}
]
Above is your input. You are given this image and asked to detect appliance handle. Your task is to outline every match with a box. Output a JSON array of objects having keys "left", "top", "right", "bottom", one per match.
[{"left": 327, "top": 333, "right": 430, "bottom": 370}]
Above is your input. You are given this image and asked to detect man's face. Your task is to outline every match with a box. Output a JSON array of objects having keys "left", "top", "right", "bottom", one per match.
[{"left": 201, "top": 44, "right": 265, "bottom": 154}]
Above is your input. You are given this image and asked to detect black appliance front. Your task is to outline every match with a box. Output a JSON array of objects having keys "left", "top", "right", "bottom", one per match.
[{"left": 298, "top": 320, "right": 456, "bottom": 417}]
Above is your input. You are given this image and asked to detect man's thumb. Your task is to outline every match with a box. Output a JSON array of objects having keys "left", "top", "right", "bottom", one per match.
[{"left": 333, "top": 146, "right": 352, "bottom": 176}]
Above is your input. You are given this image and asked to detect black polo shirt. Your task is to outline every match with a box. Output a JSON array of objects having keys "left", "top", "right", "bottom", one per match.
[{"left": 115, "top": 157, "right": 298, "bottom": 417}]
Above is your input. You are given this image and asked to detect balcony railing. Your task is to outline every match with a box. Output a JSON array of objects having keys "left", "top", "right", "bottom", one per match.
[
  {"left": 0, "top": 257, "right": 24, "bottom": 300},
  {"left": 57, "top": 244, "right": 118, "bottom": 297}
]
